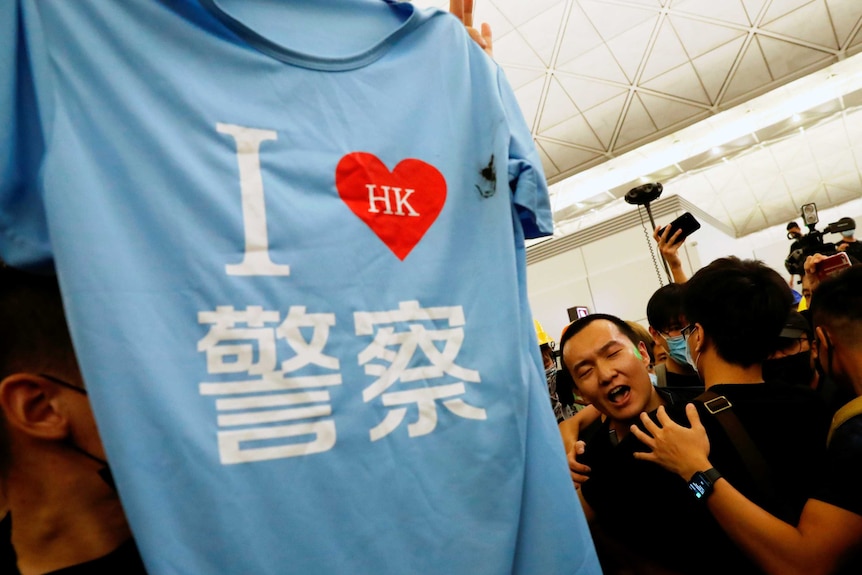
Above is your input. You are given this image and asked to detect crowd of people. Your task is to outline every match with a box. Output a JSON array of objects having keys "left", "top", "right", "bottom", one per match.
[{"left": 542, "top": 226, "right": 862, "bottom": 574}]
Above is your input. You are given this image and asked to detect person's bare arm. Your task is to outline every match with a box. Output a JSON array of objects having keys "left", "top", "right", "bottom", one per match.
[
  {"left": 559, "top": 405, "right": 601, "bottom": 487},
  {"left": 631, "top": 405, "right": 862, "bottom": 575},
  {"left": 654, "top": 226, "right": 687, "bottom": 283},
  {"left": 449, "top": 0, "right": 493, "bottom": 57}
]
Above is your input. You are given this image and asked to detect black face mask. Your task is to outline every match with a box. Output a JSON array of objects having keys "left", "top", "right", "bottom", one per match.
[
  {"left": 763, "top": 351, "right": 814, "bottom": 388},
  {"left": 40, "top": 374, "right": 118, "bottom": 492}
]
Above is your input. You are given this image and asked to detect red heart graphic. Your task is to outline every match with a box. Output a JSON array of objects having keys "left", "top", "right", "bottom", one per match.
[{"left": 336, "top": 153, "right": 447, "bottom": 260}]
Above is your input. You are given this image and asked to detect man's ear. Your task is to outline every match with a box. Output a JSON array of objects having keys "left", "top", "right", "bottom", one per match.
[
  {"left": 637, "top": 341, "right": 651, "bottom": 368},
  {"left": 691, "top": 323, "right": 705, "bottom": 355},
  {"left": 812, "top": 326, "right": 827, "bottom": 360},
  {"left": 0, "top": 374, "right": 70, "bottom": 440},
  {"left": 648, "top": 326, "right": 662, "bottom": 346}
]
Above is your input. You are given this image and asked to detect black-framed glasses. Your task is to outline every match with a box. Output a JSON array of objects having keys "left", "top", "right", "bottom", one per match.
[
  {"left": 39, "top": 373, "right": 87, "bottom": 394},
  {"left": 658, "top": 327, "right": 685, "bottom": 339},
  {"left": 681, "top": 324, "right": 696, "bottom": 339}
]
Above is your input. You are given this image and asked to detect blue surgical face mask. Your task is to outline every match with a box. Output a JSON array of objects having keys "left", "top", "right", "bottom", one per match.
[
  {"left": 664, "top": 334, "right": 689, "bottom": 366},
  {"left": 649, "top": 372, "right": 658, "bottom": 386},
  {"left": 841, "top": 230, "right": 855, "bottom": 239}
]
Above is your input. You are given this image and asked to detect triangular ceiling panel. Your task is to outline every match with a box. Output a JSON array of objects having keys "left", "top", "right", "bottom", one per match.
[
  {"left": 782, "top": 164, "right": 824, "bottom": 193},
  {"left": 640, "top": 18, "right": 690, "bottom": 82},
  {"left": 615, "top": 94, "right": 657, "bottom": 148},
  {"left": 519, "top": 2, "right": 567, "bottom": 66},
  {"left": 738, "top": 209, "right": 769, "bottom": 235},
  {"left": 762, "top": 0, "right": 838, "bottom": 49},
  {"left": 761, "top": 0, "right": 819, "bottom": 27},
  {"left": 737, "top": 148, "right": 782, "bottom": 184},
  {"left": 641, "top": 61, "right": 711, "bottom": 104},
  {"left": 816, "top": 148, "right": 858, "bottom": 178},
  {"left": 691, "top": 36, "right": 747, "bottom": 103},
  {"left": 538, "top": 140, "right": 603, "bottom": 173},
  {"left": 757, "top": 35, "right": 831, "bottom": 80},
  {"left": 669, "top": 14, "right": 747, "bottom": 60},
  {"left": 807, "top": 120, "right": 851, "bottom": 156},
  {"left": 493, "top": 0, "right": 565, "bottom": 28},
  {"left": 845, "top": 109, "right": 862, "bottom": 147},
  {"left": 606, "top": 16, "right": 660, "bottom": 82},
  {"left": 758, "top": 198, "right": 799, "bottom": 226},
  {"left": 536, "top": 142, "right": 560, "bottom": 180},
  {"left": 790, "top": 183, "right": 825, "bottom": 206},
  {"left": 555, "top": 2, "right": 605, "bottom": 65},
  {"left": 771, "top": 138, "right": 817, "bottom": 172},
  {"left": 672, "top": 0, "right": 752, "bottom": 27},
  {"left": 826, "top": 0, "right": 862, "bottom": 47},
  {"left": 622, "top": 0, "right": 663, "bottom": 7},
  {"left": 494, "top": 28, "right": 547, "bottom": 69},
  {"left": 723, "top": 38, "right": 772, "bottom": 102},
  {"left": 540, "top": 113, "right": 605, "bottom": 150},
  {"left": 671, "top": 172, "right": 712, "bottom": 199},
  {"left": 707, "top": 166, "right": 751, "bottom": 200},
  {"left": 582, "top": 92, "right": 628, "bottom": 149},
  {"left": 504, "top": 67, "right": 547, "bottom": 91},
  {"left": 472, "top": 0, "right": 514, "bottom": 38},
  {"left": 512, "top": 76, "right": 546, "bottom": 133},
  {"left": 741, "top": 0, "right": 769, "bottom": 23},
  {"left": 555, "top": 75, "right": 629, "bottom": 112},
  {"left": 578, "top": 0, "right": 658, "bottom": 42},
  {"left": 556, "top": 43, "right": 630, "bottom": 84},
  {"left": 638, "top": 92, "right": 707, "bottom": 130},
  {"left": 824, "top": 170, "right": 862, "bottom": 190},
  {"left": 825, "top": 182, "right": 862, "bottom": 205},
  {"left": 538, "top": 77, "right": 580, "bottom": 131},
  {"left": 748, "top": 175, "right": 787, "bottom": 200}
]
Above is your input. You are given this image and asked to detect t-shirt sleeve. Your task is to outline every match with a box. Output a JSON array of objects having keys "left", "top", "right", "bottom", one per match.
[
  {"left": 812, "top": 415, "right": 862, "bottom": 517},
  {"left": 0, "top": 2, "right": 53, "bottom": 271},
  {"left": 496, "top": 67, "right": 552, "bottom": 240}
]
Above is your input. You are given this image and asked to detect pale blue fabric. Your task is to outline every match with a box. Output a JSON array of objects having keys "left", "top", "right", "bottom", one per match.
[{"left": 0, "top": 2, "right": 600, "bottom": 573}]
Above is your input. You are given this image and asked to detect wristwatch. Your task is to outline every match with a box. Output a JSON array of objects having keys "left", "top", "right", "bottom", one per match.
[{"left": 688, "top": 468, "right": 722, "bottom": 501}]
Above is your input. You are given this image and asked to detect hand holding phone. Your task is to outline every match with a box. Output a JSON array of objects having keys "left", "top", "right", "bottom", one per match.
[
  {"left": 815, "top": 252, "right": 851, "bottom": 281},
  {"left": 658, "top": 212, "right": 701, "bottom": 245}
]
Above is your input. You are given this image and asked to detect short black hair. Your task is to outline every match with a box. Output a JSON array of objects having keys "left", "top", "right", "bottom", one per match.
[
  {"left": 0, "top": 267, "right": 79, "bottom": 381},
  {"left": 787, "top": 221, "right": 800, "bottom": 231},
  {"left": 683, "top": 257, "right": 792, "bottom": 366},
  {"left": 646, "top": 284, "right": 686, "bottom": 333},
  {"left": 810, "top": 265, "right": 862, "bottom": 344}
]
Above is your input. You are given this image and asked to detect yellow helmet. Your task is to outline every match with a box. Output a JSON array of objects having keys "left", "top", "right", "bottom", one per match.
[{"left": 534, "top": 319, "right": 553, "bottom": 347}]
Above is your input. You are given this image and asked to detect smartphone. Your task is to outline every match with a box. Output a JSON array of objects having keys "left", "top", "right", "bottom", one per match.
[
  {"left": 659, "top": 212, "right": 701, "bottom": 244},
  {"left": 815, "top": 252, "right": 851, "bottom": 280}
]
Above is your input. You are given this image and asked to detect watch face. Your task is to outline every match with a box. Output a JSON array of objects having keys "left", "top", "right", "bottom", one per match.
[{"left": 688, "top": 473, "right": 712, "bottom": 499}]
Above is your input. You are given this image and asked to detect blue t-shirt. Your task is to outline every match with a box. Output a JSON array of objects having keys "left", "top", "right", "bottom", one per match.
[{"left": 1, "top": 2, "right": 600, "bottom": 573}]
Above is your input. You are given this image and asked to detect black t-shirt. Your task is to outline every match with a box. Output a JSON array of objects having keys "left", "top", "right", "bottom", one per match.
[
  {"left": 580, "top": 382, "right": 830, "bottom": 575},
  {"left": 812, "top": 414, "right": 862, "bottom": 575},
  {"left": 665, "top": 369, "right": 702, "bottom": 390},
  {"left": 0, "top": 514, "right": 148, "bottom": 574}
]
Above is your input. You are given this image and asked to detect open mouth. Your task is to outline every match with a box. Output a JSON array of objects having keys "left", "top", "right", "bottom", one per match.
[{"left": 607, "top": 385, "right": 631, "bottom": 405}]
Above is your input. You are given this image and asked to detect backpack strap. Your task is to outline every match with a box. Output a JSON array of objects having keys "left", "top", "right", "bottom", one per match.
[
  {"left": 828, "top": 396, "right": 862, "bottom": 446},
  {"left": 654, "top": 362, "right": 668, "bottom": 388},
  {"left": 695, "top": 390, "right": 788, "bottom": 519}
]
